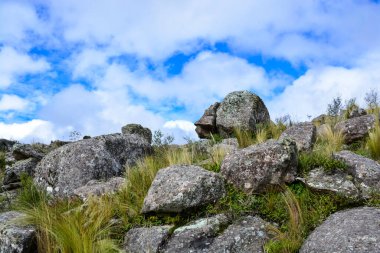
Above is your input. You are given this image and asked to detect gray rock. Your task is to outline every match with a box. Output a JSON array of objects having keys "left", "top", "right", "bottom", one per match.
[
  {"left": 0, "top": 139, "right": 16, "bottom": 152},
  {"left": 335, "top": 114, "right": 376, "bottom": 144},
  {"left": 348, "top": 108, "right": 367, "bottom": 119},
  {"left": 300, "top": 207, "right": 380, "bottom": 253},
  {"left": 221, "top": 139, "right": 298, "bottom": 194},
  {"left": 34, "top": 133, "right": 151, "bottom": 197},
  {"left": 279, "top": 122, "right": 316, "bottom": 152},
  {"left": 333, "top": 151, "right": 380, "bottom": 197},
  {"left": 209, "top": 216, "right": 271, "bottom": 253},
  {"left": 12, "top": 145, "right": 44, "bottom": 161},
  {"left": 195, "top": 102, "right": 220, "bottom": 139},
  {"left": 221, "top": 138, "right": 239, "bottom": 148},
  {"left": 216, "top": 91, "right": 270, "bottom": 138},
  {"left": 122, "top": 124, "right": 152, "bottom": 144},
  {"left": 162, "top": 214, "right": 230, "bottom": 253},
  {"left": 142, "top": 165, "right": 226, "bottom": 213},
  {"left": 0, "top": 190, "right": 18, "bottom": 211},
  {"left": 124, "top": 225, "right": 173, "bottom": 253},
  {"left": 299, "top": 167, "right": 360, "bottom": 199},
  {"left": 73, "top": 177, "right": 125, "bottom": 201},
  {"left": 3, "top": 158, "right": 38, "bottom": 187},
  {"left": 316, "top": 124, "right": 330, "bottom": 137},
  {"left": 0, "top": 211, "right": 37, "bottom": 253}
]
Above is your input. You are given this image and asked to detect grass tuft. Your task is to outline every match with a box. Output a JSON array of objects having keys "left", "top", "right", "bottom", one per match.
[
  {"left": 315, "top": 124, "right": 344, "bottom": 156},
  {"left": 366, "top": 122, "right": 380, "bottom": 161}
]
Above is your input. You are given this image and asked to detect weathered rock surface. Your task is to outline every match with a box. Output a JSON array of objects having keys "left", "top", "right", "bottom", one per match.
[
  {"left": 333, "top": 151, "right": 380, "bottom": 197},
  {"left": 121, "top": 124, "right": 152, "bottom": 144},
  {"left": 208, "top": 216, "right": 271, "bottom": 253},
  {"left": 73, "top": 177, "right": 125, "bottom": 201},
  {"left": 0, "top": 190, "right": 18, "bottom": 211},
  {"left": 142, "top": 165, "right": 225, "bottom": 213},
  {"left": 300, "top": 207, "right": 380, "bottom": 253},
  {"left": 216, "top": 91, "right": 270, "bottom": 138},
  {"left": 162, "top": 214, "right": 229, "bottom": 253},
  {"left": 195, "top": 102, "right": 220, "bottom": 138},
  {"left": 279, "top": 122, "right": 316, "bottom": 152},
  {"left": 124, "top": 225, "right": 173, "bottom": 253},
  {"left": 0, "top": 139, "right": 16, "bottom": 152},
  {"left": 12, "top": 144, "right": 44, "bottom": 161},
  {"left": 335, "top": 114, "right": 376, "bottom": 144},
  {"left": 34, "top": 133, "right": 151, "bottom": 197},
  {"left": 299, "top": 167, "right": 359, "bottom": 199},
  {"left": 348, "top": 107, "right": 367, "bottom": 119},
  {"left": 221, "top": 139, "right": 298, "bottom": 194},
  {"left": 3, "top": 158, "right": 38, "bottom": 189},
  {"left": 0, "top": 211, "right": 37, "bottom": 253}
]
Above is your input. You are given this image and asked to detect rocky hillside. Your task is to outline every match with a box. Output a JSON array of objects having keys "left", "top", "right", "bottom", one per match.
[{"left": 0, "top": 90, "right": 379, "bottom": 253}]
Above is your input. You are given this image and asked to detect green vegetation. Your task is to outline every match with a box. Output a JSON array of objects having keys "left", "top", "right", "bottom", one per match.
[
  {"left": 0, "top": 151, "right": 5, "bottom": 183},
  {"left": 314, "top": 124, "right": 344, "bottom": 156},
  {"left": 298, "top": 152, "right": 347, "bottom": 175},
  {"left": 367, "top": 122, "right": 380, "bottom": 161}
]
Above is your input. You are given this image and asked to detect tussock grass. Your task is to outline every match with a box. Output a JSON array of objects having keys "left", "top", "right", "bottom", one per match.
[
  {"left": 234, "top": 123, "right": 287, "bottom": 148},
  {"left": 315, "top": 124, "right": 344, "bottom": 156},
  {"left": 234, "top": 128, "right": 256, "bottom": 148},
  {"left": 367, "top": 122, "right": 380, "bottom": 161}
]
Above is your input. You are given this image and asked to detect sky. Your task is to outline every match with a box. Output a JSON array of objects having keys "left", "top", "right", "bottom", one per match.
[{"left": 1, "top": 0, "right": 380, "bottom": 143}]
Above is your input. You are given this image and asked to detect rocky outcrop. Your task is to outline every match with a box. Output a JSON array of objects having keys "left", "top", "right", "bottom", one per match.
[
  {"left": 0, "top": 211, "right": 37, "bottom": 253},
  {"left": 12, "top": 144, "right": 44, "bottom": 161},
  {"left": 0, "top": 190, "right": 18, "bottom": 211},
  {"left": 279, "top": 122, "right": 316, "bottom": 152},
  {"left": 195, "top": 102, "right": 220, "bottom": 138},
  {"left": 216, "top": 91, "right": 270, "bottom": 138},
  {"left": 121, "top": 124, "right": 152, "bottom": 144},
  {"left": 34, "top": 133, "right": 151, "bottom": 197},
  {"left": 162, "top": 214, "right": 229, "bottom": 253},
  {"left": 194, "top": 91, "right": 270, "bottom": 139},
  {"left": 142, "top": 165, "right": 225, "bottom": 213},
  {"left": 300, "top": 207, "right": 380, "bottom": 253},
  {"left": 124, "top": 225, "right": 173, "bottom": 253},
  {"left": 221, "top": 139, "right": 298, "bottom": 194},
  {"left": 73, "top": 177, "right": 125, "bottom": 201},
  {"left": 334, "top": 114, "right": 376, "bottom": 144},
  {"left": 2, "top": 158, "right": 38, "bottom": 191},
  {"left": 333, "top": 151, "right": 380, "bottom": 197},
  {"left": 0, "top": 139, "right": 16, "bottom": 152},
  {"left": 208, "top": 216, "right": 271, "bottom": 253},
  {"left": 299, "top": 167, "right": 360, "bottom": 199},
  {"left": 348, "top": 107, "right": 367, "bottom": 119}
]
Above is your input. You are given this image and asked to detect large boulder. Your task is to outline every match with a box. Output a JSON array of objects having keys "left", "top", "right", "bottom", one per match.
[
  {"left": 299, "top": 167, "right": 360, "bottom": 199},
  {"left": 142, "top": 165, "right": 226, "bottom": 213},
  {"left": 334, "top": 114, "right": 376, "bottom": 144},
  {"left": 2, "top": 158, "right": 38, "bottom": 191},
  {"left": 124, "top": 225, "right": 173, "bottom": 253},
  {"left": 73, "top": 177, "right": 125, "bottom": 201},
  {"left": 195, "top": 102, "right": 220, "bottom": 138},
  {"left": 0, "top": 139, "right": 16, "bottom": 152},
  {"left": 279, "top": 122, "right": 316, "bottom": 152},
  {"left": 34, "top": 133, "right": 151, "bottom": 197},
  {"left": 162, "top": 214, "right": 229, "bottom": 253},
  {"left": 121, "top": 124, "right": 152, "bottom": 144},
  {"left": 333, "top": 151, "right": 380, "bottom": 197},
  {"left": 208, "top": 216, "right": 271, "bottom": 253},
  {"left": 221, "top": 139, "right": 298, "bottom": 194},
  {"left": 12, "top": 144, "right": 44, "bottom": 161},
  {"left": 216, "top": 91, "right": 270, "bottom": 138},
  {"left": 300, "top": 207, "right": 380, "bottom": 253},
  {"left": 0, "top": 211, "right": 37, "bottom": 253}
]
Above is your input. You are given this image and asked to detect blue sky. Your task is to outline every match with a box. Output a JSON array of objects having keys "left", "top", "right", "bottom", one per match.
[{"left": 1, "top": 0, "right": 380, "bottom": 143}]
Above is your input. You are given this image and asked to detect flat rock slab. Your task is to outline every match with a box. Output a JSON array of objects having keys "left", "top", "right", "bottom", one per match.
[
  {"left": 0, "top": 211, "right": 37, "bottom": 253},
  {"left": 3, "top": 158, "right": 38, "bottom": 187},
  {"left": 142, "top": 165, "right": 225, "bottom": 213},
  {"left": 334, "top": 114, "right": 376, "bottom": 144},
  {"left": 279, "top": 122, "right": 316, "bottom": 152},
  {"left": 209, "top": 216, "right": 271, "bottom": 253},
  {"left": 73, "top": 177, "right": 125, "bottom": 201},
  {"left": 12, "top": 144, "right": 44, "bottom": 161},
  {"left": 124, "top": 225, "right": 173, "bottom": 253},
  {"left": 221, "top": 139, "right": 298, "bottom": 194},
  {"left": 333, "top": 151, "right": 380, "bottom": 197},
  {"left": 162, "top": 214, "right": 229, "bottom": 253},
  {"left": 300, "top": 167, "right": 360, "bottom": 199},
  {"left": 300, "top": 207, "right": 380, "bottom": 253}
]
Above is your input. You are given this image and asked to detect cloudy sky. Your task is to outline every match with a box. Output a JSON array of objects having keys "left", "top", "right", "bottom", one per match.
[{"left": 1, "top": 0, "right": 380, "bottom": 143}]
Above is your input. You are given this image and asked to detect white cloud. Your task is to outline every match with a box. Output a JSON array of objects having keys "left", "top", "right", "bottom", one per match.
[
  {"left": 163, "top": 120, "right": 198, "bottom": 143},
  {"left": 268, "top": 55, "right": 380, "bottom": 121},
  {"left": 0, "top": 119, "right": 56, "bottom": 143},
  {"left": 0, "top": 47, "right": 50, "bottom": 89},
  {"left": 0, "top": 94, "right": 29, "bottom": 111}
]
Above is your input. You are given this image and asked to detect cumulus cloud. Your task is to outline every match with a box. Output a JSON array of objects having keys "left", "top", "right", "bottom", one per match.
[
  {"left": 0, "top": 47, "right": 50, "bottom": 89},
  {"left": 0, "top": 94, "right": 29, "bottom": 111},
  {"left": 0, "top": 119, "right": 56, "bottom": 143}
]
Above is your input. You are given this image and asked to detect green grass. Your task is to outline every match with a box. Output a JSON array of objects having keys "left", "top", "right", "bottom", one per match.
[
  {"left": 366, "top": 123, "right": 380, "bottom": 161},
  {"left": 315, "top": 124, "right": 344, "bottom": 156},
  {"left": 298, "top": 152, "right": 347, "bottom": 175},
  {"left": 233, "top": 123, "right": 286, "bottom": 148}
]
